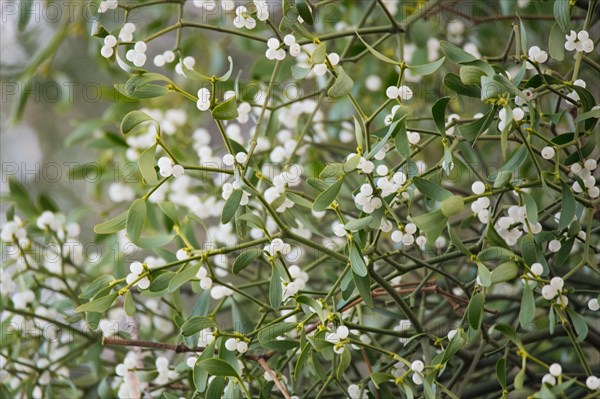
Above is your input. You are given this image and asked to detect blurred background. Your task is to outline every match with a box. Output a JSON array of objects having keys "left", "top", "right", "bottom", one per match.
[{"left": 1, "top": 0, "right": 113, "bottom": 225}]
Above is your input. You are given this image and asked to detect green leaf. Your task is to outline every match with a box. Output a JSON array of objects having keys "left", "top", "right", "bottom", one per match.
[
  {"left": 269, "top": 263, "right": 283, "bottom": 310},
  {"left": 94, "top": 211, "right": 128, "bottom": 235},
  {"left": 343, "top": 154, "right": 362, "bottom": 173},
  {"left": 344, "top": 216, "right": 373, "bottom": 231},
  {"left": 440, "top": 41, "right": 477, "bottom": 64},
  {"left": 352, "top": 270, "right": 373, "bottom": 308},
  {"left": 312, "top": 178, "right": 343, "bottom": 211},
  {"left": 367, "top": 115, "right": 406, "bottom": 159},
  {"left": 295, "top": 342, "right": 311, "bottom": 380},
  {"left": 149, "top": 272, "right": 174, "bottom": 293},
  {"left": 559, "top": 183, "right": 575, "bottom": 230},
  {"left": 412, "top": 176, "right": 453, "bottom": 202},
  {"left": 349, "top": 241, "right": 367, "bottom": 277},
  {"left": 444, "top": 73, "right": 481, "bottom": 98},
  {"left": 566, "top": 308, "right": 588, "bottom": 342},
  {"left": 520, "top": 234, "right": 543, "bottom": 268},
  {"left": 6, "top": 178, "right": 37, "bottom": 216},
  {"left": 550, "top": 132, "right": 575, "bottom": 145},
  {"left": 548, "top": 23, "right": 565, "bottom": 61},
  {"left": 217, "top": 56, "right": 234, "bottom": 81},
  {"left": 395, "top": 122, "right": 410, "bottom": 158},
  {"left": 91, "top": 21, "right": 108, "bottom": 38},
  {"left": 307, "top": 177, "right": 329, "bottom": 192},
  {"left": 80, "top": 276, "right": 114, "bottom": 300},
  {"left": 491, "top": 261, "right": 518, "bottom": 283},
  {"left": 197, "top": 358, "right": 240, "bottom": 378},
  {"left": 521, "top": 192, "right": 538, "bottom": 225},
  {"left": 440, "top": 195, "right": 464, "bottom": 218},
  {"left": 518, "top": 17, "right": 527, "bottom": 54},
  {"left": 239, "top": 212, "right": 266, "bottom": 230},
  {"left": 232, "top": 248, "right": 261, "bottom": 273},
  {"left": 126, "top": 198, "right": 147, "bottom": 243},
  {"left": 478, "top": 247, "right": 514, "bottom": 262},
  {"left": 328, "top": 66, "right": 354, "bottom": 98},
  {"left": 38, "top": 194, "right": 59, "bottom": 213},
  {"left": 120, "top": 111, "right": 156, "bottom": 135},
  {"left": 320, "top": 163, "right": 345, "bottom": 180},
  {"left": 489, "top": 146, "right": 528, "bottom": 185},
  {"left": 158, "top": 201, "right": 179, "bottom": 225},
  {"left": 169, "top": 263, "right": 201, "bottom": 293},
  {"left": 423, "top": 374, "right": 437, "bottom": 399},
  {"left": 432, "top": 96, "right": 451, "bottom": 134},
  {"left": 441, "top": 329, "right": 467, "bottom": 363},
  {"left": 412, "top": 209, "right": 447, "bottom": 243},
  {"left": 222, "top": 189, "right": 243, "bottom": 224},
  {"left": 5, "top": 204, "right": 15, "bottom": 221},
  {"left": 467, "top": 292, "right": 485, "bottom": 330},
  {"left": 138, "top": 234, "right": 174, "bottom": 249},
  {"left": 257, "top": 322, "right": 297, "bottom": 345},
  {"left": 292, "top": 65, "right": 311, "bottom": 79},
  {"left": 493, "top": 74, "right": 520, "bottom": 97},
  {"left": 75, "top": 293, "right": 118, "bottom": 313},
  {"left": 572, "top": 86, "right": 598, "bottom": 131},
  {"left": 574, "top": 107, "right": 600, "bottom": 123},
  {"left": 296, "top": 295, "right": 325, "bottom": 322},
  {"left": 124, "top": 290, "right": 135, "bottom": 316},
  {"left": 180, "top": 61, "right": 212, "bottom": 81},
  {"left": 407, "top": 57, "right": 445, "bottom": 75},
  {"left": 495, "top": 323, "right": 519, "bottom": 343},
  {"left": 138, "top": 144, "right": 159, "bottom": 185},
  {"left": 336, "top": 347, "right": 351, "bottom": 379},
  {"left": 519, "top": 283, "right": 535, "bottom": 328},
  {"left": 295, "top": 0, "right": 314, "bottom": 25},
  {"left": 448, "top": 225, "right": 471, "bottom": 256},
  {"left": 565, "top": 138, "right": 596, "bottom": 165},
  {"left": 181, "top": 316, "right": 217, "bottom": 336},
  {"left": 496, "top": 358, "right": 507, "bottom": 389},
  {"left": 480, "top": 75, "right": 504, "bottom": 101},
  {"left": 311, "top": 43, "right": 327, "bottom": 64},
  {"left": 354, "top": 116, "right": 364, "bottom": 148},
  {"left": 123, "top": 73, "right": 172, "bottom": 98},
  {"left": 211, "top": 96, "right": 239, "bottom": 120},
  {"left": 514, "top": 367, "right": 525, "bottom": 390},
  {"left": 206, "top": 376, "right": 226, "bottom": 398},
  {"left": 19, "top": 0, "right": 33, "bottom": 30},
  {"left": 493, "top": 171, "right": 511, "bottom": 189},
  {"left": 355, "top": 32, "right": 400, "bottom": 65},
  {"left": 193, "top": 341, "right": 216, "bottom": 392},
  {"left": 457, "top": 107, "right": 495, "bottom": 141},
  {"left": 460, "top": 65, "right": 487, "bottom": 85},
  {"left": 477, "top": 262, "right": 492, "bottom": 287},
  {"left": 553, "top": 0, "right": 571, "bottom": 33}
]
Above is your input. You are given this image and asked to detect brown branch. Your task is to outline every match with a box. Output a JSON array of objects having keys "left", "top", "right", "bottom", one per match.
[
  {"left": 257, "top": 358, "right": 292, "bottom": 399},
  {"left": 102, "top": 337, "right": 207, "bottom": 353},
  {"left": 102, "top": 336, "right": 267, "bottom": 361}
]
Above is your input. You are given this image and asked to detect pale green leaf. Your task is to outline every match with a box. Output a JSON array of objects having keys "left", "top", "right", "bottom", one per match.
[
  {"left": 138, "top": 144, "right": 158, "bottom": 185},
  {"left": 75, "top": 293, "right": 118, "bottom": 313},
  {"left": 328, "top": 66, "right": 354, "bottom": 98},
  {"left": 211, "top": 96, "right": 239, "bottom": 120},
  {"left": 126, "top": 198, "right": 147, "bottom": 243},
  {"left": 312, "top": 179, "right": 343, "bottom": 211}
]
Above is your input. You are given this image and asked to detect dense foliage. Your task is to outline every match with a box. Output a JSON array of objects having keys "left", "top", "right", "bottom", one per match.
[{"left": 1, "top": 0, "right": 599, "bottom": 398}]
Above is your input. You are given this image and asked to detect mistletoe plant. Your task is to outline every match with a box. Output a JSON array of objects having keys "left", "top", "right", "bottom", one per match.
[{"left": 1, "top": 0, "right": 599, "bottom": 398}]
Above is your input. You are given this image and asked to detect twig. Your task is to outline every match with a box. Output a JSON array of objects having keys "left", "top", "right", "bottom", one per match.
[
  {"left": 102, "top": 337, "right": 267, "bottom": 361},
  {"left": 102, "top": 337, "right": 207, "bottom": 353},
  {"left": 257, "top": 358, "right": 292, "bottom": 399}
]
